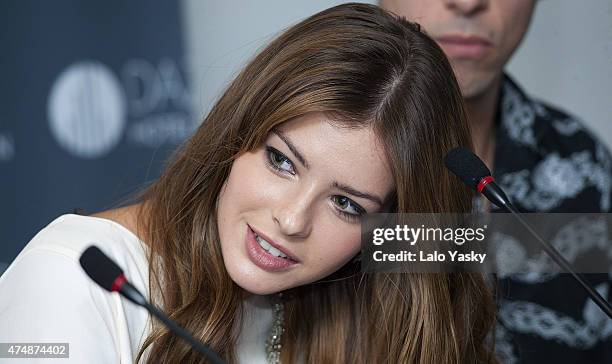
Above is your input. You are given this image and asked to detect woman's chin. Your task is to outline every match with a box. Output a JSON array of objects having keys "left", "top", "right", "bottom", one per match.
[
  {"left": 225, "top": 264, "right": 292, "bottom": 295},
  {"left": 231, "top": 276, "right": 287, "bottom": 296}
]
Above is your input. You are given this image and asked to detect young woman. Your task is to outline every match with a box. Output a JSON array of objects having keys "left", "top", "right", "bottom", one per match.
[{"left": 0, "top": 3, "right": 496, "bottom": 363}]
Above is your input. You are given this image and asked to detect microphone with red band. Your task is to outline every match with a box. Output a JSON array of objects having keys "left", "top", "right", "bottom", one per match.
[
  {"left": 444, "top": 146, "right": 612, "bottom": 319},
  {"left": 79, "top": 246, "right": 226, "bottom": 364},
  {"left": 444, "top": 146, "right": 514, "bottom": 211},
  {"left": 476, "top": 176, "right": 494, "bottom": 193},
  {"left": 110, "top": 274, "right": 127, "bottom": 292}
]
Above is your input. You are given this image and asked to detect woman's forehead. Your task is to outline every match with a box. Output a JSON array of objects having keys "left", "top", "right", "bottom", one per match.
[{"left": 271, "top": 112, "right": 395, "bottom": 200}]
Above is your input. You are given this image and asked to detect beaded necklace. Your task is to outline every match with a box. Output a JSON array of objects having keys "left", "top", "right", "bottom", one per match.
[{"left": 265, "top": 293, "right": 284, "bottom": 364}]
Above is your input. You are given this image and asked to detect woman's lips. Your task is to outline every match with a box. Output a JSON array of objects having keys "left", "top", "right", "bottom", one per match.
[
  {"left": 435, "top": 35, "right": 493, "bottom": 60},
  {"left": 249, "top": 224, "right": 300, "bottom": 262},
  {"left": 245, "top": 225, "right": 299, "bottom": 272}
]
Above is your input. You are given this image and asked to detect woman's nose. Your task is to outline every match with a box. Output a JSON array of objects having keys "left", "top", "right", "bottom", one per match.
[{"left": 272, "top": 189, "right": 314, "bottom": 239}]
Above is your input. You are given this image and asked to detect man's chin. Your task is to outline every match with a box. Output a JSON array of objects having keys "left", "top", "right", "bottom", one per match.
[{"left": 456, "top": 71, "right": 501, "bottom": 100}]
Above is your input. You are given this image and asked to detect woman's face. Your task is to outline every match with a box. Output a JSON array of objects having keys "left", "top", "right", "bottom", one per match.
[{"left": 216, "top": 112, "right": 394, "bottom": 294}]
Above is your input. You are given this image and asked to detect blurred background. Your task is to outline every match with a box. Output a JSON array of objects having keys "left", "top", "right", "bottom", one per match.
[{"left": 2, "top": 0, "right": 611, "bottom": 274}]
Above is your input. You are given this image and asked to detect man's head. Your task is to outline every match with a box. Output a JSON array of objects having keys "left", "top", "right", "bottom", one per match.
[{"left": 380, "top": 0, "right": 536, "bottom": 99}]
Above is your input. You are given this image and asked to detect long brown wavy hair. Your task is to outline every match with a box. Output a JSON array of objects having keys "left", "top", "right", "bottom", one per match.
[{"left": 133, "top": 3, "right": 496, "bottom": 363}]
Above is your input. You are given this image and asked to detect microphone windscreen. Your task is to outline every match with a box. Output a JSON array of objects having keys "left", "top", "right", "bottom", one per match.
[
  {"left": 79, "top": 245, "right": 123, "bottom": 292},
  {"left": 444, "top": 147, "right": 491, "bottom": 190}
]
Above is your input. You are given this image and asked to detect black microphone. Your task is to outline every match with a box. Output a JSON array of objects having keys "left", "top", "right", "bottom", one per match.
[
  {"left": 79, "top": 245, "right": 226, "bottom": 364},
  {"left": 443, "top": 146, "right": 514, "bottom": 210},
  {"left": 444, "top": 146, "right": 612, "bottom": 319}
]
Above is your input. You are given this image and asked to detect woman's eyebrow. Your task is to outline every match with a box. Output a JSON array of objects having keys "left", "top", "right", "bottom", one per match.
[
  {"left": 271, "top": 128, "right": 383, "bottom": 207},
  {"left": 271, "top": 128, "right": 310, "bottom": 169},
  {"left": 331, "top": 182, "right": 383, "bottom": 207}
]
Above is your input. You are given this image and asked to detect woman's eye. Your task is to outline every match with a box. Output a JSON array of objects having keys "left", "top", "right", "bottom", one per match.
[
  {"left": 265, "top": 146, "right": 295, "bottom": 174},
  {"left": 332, "top": 195, "right": 365, "bottom": 222}
]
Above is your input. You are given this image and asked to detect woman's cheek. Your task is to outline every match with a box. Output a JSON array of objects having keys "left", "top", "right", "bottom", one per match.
[
  {"left": 316, "top": 226, "right": 361, "bottom": 266},
  {"left": 244, "top": 156, "right": 286, "bottom": 208}
]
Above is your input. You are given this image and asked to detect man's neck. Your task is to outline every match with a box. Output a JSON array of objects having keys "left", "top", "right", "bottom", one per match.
[{"left": 464, "top": 75, "right": 503, "bottom": 171}]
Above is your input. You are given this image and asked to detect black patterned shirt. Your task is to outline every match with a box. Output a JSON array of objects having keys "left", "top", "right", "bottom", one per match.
[{"left": 491, "top": 75, "right": 612, "bottom": 364}]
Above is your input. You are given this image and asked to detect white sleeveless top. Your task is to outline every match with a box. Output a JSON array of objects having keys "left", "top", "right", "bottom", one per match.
[{"left": 0, "top": 214, "right": 272, "bottom": 363}]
